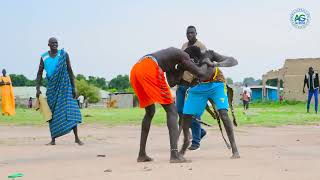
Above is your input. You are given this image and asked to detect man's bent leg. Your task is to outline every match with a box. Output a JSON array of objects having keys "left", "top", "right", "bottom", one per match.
[
  {"left": 219, "top": 109, "right": 240, "bottom": 159},
  {"left": 176, "top": 86, "right": 187, "bottom": 139},
  {"left": 138, "top": 104, "right": 155, "bottom": 162},
  {"left": 162, "top": 103, "right": 189, "bottom": 163},
  {"left": 179, "top": 114, "right": 193, "bottom": 155},
  {"left": 73, "top": 126, "right": 84, "bottom": 145}
]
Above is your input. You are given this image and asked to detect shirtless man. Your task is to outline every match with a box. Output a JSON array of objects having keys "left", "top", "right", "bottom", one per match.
[
  {"left": 177, "top": 47, "right": 240, "bottom": 159},
  {"left": 130, "top": 47, "right": 212, "bottom": 163}
]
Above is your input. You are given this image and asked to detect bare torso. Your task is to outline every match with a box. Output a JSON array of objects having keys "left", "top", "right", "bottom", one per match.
[{"left": 150, "top": 47, "right": 189, "bottom": 72}]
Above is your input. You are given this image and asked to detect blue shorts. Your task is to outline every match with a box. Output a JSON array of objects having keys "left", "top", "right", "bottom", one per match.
[{"left": 183, "top": 82, "right": 229, "bottom": 116}]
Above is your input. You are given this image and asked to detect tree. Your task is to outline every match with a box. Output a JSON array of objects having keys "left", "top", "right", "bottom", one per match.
[
  {"left": 76, "top": 74, "right": 108, "bottom": 90},
  {"left": 95, "top": 77, "right": 107, "bottom": 89},
  {"left": 76, "top": 74, "right": 86, "bottom": 81},
  {"left": 75, "top": 79, "right": 101, "bottom": 103},
  {"left": 243, "top": 77, "right": 256, "bottom": 85},
  {"left": 88, "top": 76, "right": 98, "bottom": 86},
  {"left": 243, "top": 77, "right": 263, "bottom": 86},
  {"left": 108, "top": 75, "right": 130, "bottom": 91},
  {"left": 25, "top": 79, "right": 36, "bottom": 86},
  {"left": 226, "top": 77, "right": 233, "bottom": 85},
  {"left": 10, "top": 74, "right": 29, "bottom": 86}
]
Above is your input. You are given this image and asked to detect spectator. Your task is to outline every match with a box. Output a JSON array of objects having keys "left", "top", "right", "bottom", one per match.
[
  {"left": 28, "top": 97, "right": 33, "bottom": 108},
  {"left": 78, "top": 95, "right": 84, "bottom": 109},
  {"left": 241, "top": 90, "right": 250, "bottom": 111},
  {"left": 242, "top": 84, "right": 252, "bottom": 98}
]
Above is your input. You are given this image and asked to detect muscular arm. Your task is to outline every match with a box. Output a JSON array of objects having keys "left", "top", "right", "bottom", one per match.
[
  {"left": 181, "top": 57, "right": 211, "bottom": 80},
  {"left": 203, "top": 50, "right": 238, "bottom": 67},
  {"left": 166, "top": 70, "right": 182, "bottom": 87},
  {"left": 36, "top": 58, "right": 44, "bottom": 96},
  {"left": 303, "top": 75, "right": 307, "bottom": 93}
]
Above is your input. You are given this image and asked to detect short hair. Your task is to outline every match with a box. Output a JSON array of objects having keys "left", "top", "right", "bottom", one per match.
[
  {"left": 48, "top": 37, "right": 58, "bottom": 43},
  {"left": 184, "top": 46, "right": 202, "bottom": 61},
  {"left": 187, "top": 25, "right": 196, "bottom": 31}
]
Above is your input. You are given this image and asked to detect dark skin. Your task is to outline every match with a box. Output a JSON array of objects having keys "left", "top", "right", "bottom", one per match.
[
  {"left": 187, "top": 27, "right": 197, "bottom": 46},
  {"left": 180, "top": 65, "right": 240, "bottom": 159},
  {"left": 137, "top": 47, "right": 211, "bottom": 163},
  {"left": 202, "top": 50, "right": 238, "bottom": 67},
  {"left": 168, "top": 51, "right": 240, "bottom": 159},
  {"left": 303, "top": 67, "right": 320, "bottom": 113},
  {"left": 167, "top": 48, "right": 234, "bottom": 133},
  {"left": 158, "top": 48, "right": 212, "bottom": 87},
  {"left": 166, "top": 50, "right": 238, "bottom": 87},
  {"left": 0, "top": 69, "right": 11, "bottom": 86},
  {"left": 36, "top": 37, "right": 83, "bottom": 146},
  {"left": 303, "top": 67, "right": 318, "bottom": 94}
]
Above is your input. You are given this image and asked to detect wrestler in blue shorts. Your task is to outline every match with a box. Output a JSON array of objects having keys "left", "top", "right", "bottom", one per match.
[
  {"left": 180, "top": 67, "right": 240, "bottom": 159},
  {"left": 176, "top": 84, "right": 206, "bottom": 150}
]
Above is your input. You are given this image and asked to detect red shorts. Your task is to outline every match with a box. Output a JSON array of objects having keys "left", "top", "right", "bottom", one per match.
[{"left": 130, "top": 56, "right": 173, "bottom": 108}]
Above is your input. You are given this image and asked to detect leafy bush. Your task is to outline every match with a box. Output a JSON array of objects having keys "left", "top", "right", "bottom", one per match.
[{"left": 75, "top": 79, "right": 101, "bottom": 103}]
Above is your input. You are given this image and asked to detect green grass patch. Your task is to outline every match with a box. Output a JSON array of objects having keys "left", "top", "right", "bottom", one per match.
[{"left": 0, "top": 103, "right": 319, "bottom": 127}]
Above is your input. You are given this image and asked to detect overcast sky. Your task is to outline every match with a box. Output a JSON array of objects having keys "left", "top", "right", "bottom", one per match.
[{"left": 1, "top": 0, "right": 319, "bottom": 82}]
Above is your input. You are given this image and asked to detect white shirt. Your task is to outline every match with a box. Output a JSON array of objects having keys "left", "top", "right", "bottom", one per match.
[
  {"left": 242, "top": 87, "right": 252, "bottom": 97},
  {"left": 78, "top": 95, "right": 84, "bottom": 103}
]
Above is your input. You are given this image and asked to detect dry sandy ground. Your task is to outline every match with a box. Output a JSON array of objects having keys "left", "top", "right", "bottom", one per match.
[{"left": 1, "top": 125, "right": 320, "bottom": 180}]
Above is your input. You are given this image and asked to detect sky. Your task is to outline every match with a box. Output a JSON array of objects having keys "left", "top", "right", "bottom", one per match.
[{"left": 0, "top": 0, "right": 319, "bottom": 82}]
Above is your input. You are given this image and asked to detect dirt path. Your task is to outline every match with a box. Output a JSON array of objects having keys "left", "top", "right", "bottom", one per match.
[{"left": 1, "top": 125, "right": 320, "bottom": 180}]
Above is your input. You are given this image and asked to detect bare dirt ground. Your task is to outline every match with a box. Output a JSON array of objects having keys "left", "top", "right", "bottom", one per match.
[{"left": 1, "top": 125, "right": 320, "bottom": 180}]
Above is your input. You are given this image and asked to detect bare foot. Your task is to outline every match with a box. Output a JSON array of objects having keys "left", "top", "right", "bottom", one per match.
[
  {"left": 170, "top": 153, "right": 192, "bottom": 163},
  {"left": 179, "top": 140, "right": 190, "bottom": 155},
  {"left": 46, "top": 141, "right": 56, "bottom": 145},
  {"left": 137, "top": 155, "right": 153, "bottom": 162},
  {"left": 75, "top": 140, "right": 84, "bottom": 146},
  {"left": 231, "top": 153, "right": 240, "bottom": 159}
]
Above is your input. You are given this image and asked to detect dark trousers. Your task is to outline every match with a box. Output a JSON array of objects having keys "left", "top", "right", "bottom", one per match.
[{"left": 243, "top": 100, "right": 249, "bottom": 110}]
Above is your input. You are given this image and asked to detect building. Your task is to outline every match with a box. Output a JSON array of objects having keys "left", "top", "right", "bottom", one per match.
[
  {"left": 13, "top": 87, "right": 135, "bottom": 108},
  {"left": 262, "top": 58, "right": 320, "bottom": 101},
  {"left": 13, "top": 86, "right": 46, "bottom": 107},
  {"left": 250, "top": 85, "right": 283, "bottom": 102},
  {"left": 107, "top": 92, "right": 135, "bottom": 108}
]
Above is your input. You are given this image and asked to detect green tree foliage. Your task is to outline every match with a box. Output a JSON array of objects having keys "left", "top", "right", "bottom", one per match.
[
  {"left": 76, "top": 74, "right": 86, "bottom": 81},
  {"left": 96, "top": 77, "right": 108, "bottom": 89},
  {"left": 75, "top": 79, "right": 101, "bottom": 103},
  {"left": 76, "top": 74, "right": 108, "bottom": 90},
  {"left": 10, "top": 74, "right": 28, "bottom": 86},
  {"left": 125, "top": 86, "right": 134, "bottom": 93},
  {"left": 243, "top": 77, "right": 255, "bottom": 85},
  {"left": 108, "top": 75, "right": 130, "bottom": 91},
  {"left": 10, "top": 74, "right": 37, "bottom": 86},
  {"left": 243, "top": 77, "right": 261, "bottom": 86},
  {"left": 266, "top": 79, "right": 283, "bottom": 87}
]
